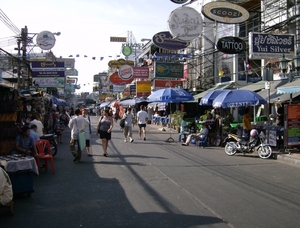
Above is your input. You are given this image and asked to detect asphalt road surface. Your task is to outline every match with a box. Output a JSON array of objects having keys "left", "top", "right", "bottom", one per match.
[{"left": 1, "top": 116, "right": 300, "bottom": 228}]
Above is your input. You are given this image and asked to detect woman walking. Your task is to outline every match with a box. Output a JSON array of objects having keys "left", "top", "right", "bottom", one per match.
[{"left": 96, "top": 109, "right": 113, "bottom": 156}]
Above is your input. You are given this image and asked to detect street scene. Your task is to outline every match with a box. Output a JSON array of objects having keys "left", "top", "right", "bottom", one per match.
[{"left": 1, "top": 117, "right": 300, "bottom": 228}]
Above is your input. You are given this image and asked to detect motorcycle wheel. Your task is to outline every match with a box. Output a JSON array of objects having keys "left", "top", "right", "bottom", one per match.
[
  {"left": 257, "top": 145, "right": 272, "bottom": 159},
  {"left": 44, "top": 141, "right": 58, "bottom": 157},
  {"left": 225, "top": 142, "right": 237, "bottom": 156}
]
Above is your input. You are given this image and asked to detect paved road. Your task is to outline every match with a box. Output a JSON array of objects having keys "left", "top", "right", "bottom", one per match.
[{"left": 1, "top": 116, "right": 300, "bottom": 228}]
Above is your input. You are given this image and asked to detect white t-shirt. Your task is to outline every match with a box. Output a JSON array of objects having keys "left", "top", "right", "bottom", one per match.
[
  {"left": 137, "top": 110, "right": 148, "bottom": 124},
  {"left": 30, "top": 119, "right": 44, "bottom": 137},
  {"left": 0, "top": 168, "right": 13, "bottom": 205}
]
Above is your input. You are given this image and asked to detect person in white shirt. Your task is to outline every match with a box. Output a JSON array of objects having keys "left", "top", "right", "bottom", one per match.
[
  {"left": 81, "top": 108, "right": 92, "bottom": 156},
  {"left": 68, "top": 109, "right": 90, "bottom": 162},
  {"left": 30, "top": 114, "right": 44, "bottom": 137},
  {"left": 0, "top": 167, "right": 13, "bottom": 206},
  {"left": 137, "top": 105, "right": 148, "bottom": 140},
  {"left": 122, "top": 107, "right": 135, "bottom": 143}
]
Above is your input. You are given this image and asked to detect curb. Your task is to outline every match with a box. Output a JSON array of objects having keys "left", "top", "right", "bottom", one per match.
[{"left": 275, "top": 153, "right": 300, "bottom": 167}]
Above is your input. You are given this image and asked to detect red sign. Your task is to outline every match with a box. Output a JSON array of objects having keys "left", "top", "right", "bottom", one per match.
[
  {"left": 109, "top": 72, "right": 134, "bottom": 85},
  {"left": 133, "top": 67, "right": 149, "bottom": 79},
  {"left": 154, "top": 79, "right": 183, "bottom": 89}
]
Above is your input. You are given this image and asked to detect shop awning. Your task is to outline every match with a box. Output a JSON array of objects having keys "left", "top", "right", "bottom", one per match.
[
  {"left": 238, "top": 80, "right": 267, "bottom": 92},
  {"left": 193, "top": 81, "right": 236, "bottom": 101},
  {"left": 257, "top": 79, "right": 289, "bottom": 101},
  {"left": 277, "top": 80, "right": 300, "bottom": 94},
  {"left": 270, "top": 92, "right": 300, "bottom": 103}
]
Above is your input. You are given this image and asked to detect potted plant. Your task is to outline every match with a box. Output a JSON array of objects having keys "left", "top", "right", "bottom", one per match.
[{"left": 171, "top": 110, "right": 186, "bottom": 132}]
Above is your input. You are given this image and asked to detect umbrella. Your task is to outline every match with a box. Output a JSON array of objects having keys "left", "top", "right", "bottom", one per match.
[
  {"left": 119, "top": 97, "right": 148, "bottom": 107},
  {"left": 147, "top": 88, "right": 194, "bottom": 143},
  {"left": 199, "top": 90, "right": 230, "bottom": 106},
  {"left": 99, "top": 101, "right": 111, "bottom": 109},
  {"left": 212, "top": 89, "right": 266, "bottom": 108}
]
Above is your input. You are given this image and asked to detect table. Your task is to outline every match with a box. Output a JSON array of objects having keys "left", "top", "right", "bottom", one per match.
[{"left": 0, "top": 155, "right": 39, "bottom": 175}]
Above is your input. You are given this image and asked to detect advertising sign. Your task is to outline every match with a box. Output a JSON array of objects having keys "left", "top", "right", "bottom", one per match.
[
  {"left": 136, "top": 81, "right": 151, "bottom": 97},
  {"left": 31, "top": 61, "right": 65, "bottom": 77},
  {"left": 133, "top": 67, "right": 149, "bottom": 79},
  {"left": 170, "top": 0, "right": 189, "bottom": 3},
  {"left": 152, "top": 31, "right": 190, "bottom": 50},
  {"left": 168, "top": 7, "right": 203, "bottom": 41},
  {"left": 249, "top": 32, "right": 295, "bottom": 59},
  {"left": 155, "top": 62, "right": 184, "bottom": 79},
  {"left": 36, "top": 31, "right": 56, "bottom": 50},
  {"left": 129, "top": 85, "right": 136, "bottom": 96},
  {"left": 118, "top": 64, "right": 133, "bottom": 80},
  {"left": 33, "top": 77, "right": 65, "bottom": 88},
  {"left": 202, "top": 2, "right": 249, "bottom": 24},
  {"left": 286, "top": 104, "right": 300, "bottom": 146},
  {"left": 216, "top": 36, "right": 246, "bottom": 54},
  {"left": 110, "top": 37, "right": 127, "bottom": 42},
  {"left": 154, "top": 79, "right": 183, "bottom": 89},
  {"left": 109, "top": 72, "right": 134, "bottom": 85}
]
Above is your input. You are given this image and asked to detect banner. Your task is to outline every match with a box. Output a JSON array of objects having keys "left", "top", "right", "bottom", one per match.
[{"left": 154, "top": 62, "right": 184, "bottom": 78}]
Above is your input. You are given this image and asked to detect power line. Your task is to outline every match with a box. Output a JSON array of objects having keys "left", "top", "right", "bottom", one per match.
[{"left": 0, "top": 8, "right": 21, "bottom": 35}]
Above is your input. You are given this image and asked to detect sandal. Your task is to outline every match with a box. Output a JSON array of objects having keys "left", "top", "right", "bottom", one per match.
[{"left": 103, "top": 153, "right": 108, "bottom": 157}]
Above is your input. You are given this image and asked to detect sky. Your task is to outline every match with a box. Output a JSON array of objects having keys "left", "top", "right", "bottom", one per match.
[{"left": 0, "top": 0, "right": 201, "bottom": 93}]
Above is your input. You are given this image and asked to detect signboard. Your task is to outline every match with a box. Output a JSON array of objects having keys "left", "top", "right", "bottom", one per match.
[
  {"left": 129, "top": 85, "right": 136, "bottom": 96},
  {"left": 33, "top": 77, "right": 65, "bottom": 88},
  {"left": 202, "top": 2, "right": 249, "bottom": 24},
  {"left": 286, "top": 104, "right": 300, "bottom": 146},
  {"left": 154, "top": 79, "right": 183, "bottom": 89},
  {"left": 118, "top": 64, "right": 133, "bottom": 80},
  {"left": 122, "top": 46, "right": 132, "bottom": 56},
  {"left": 216, "top": 36, "right": 246, "bottom": 54},
  {"left": 152, "top": 31, "right": 190, "bottom": 50},
  {"left": 136, "top": 81, "right": 151, "bottom": 97},
  {"left": 168, "top": 7, "right": 203, "bottom": 41},
  {"left": 36, "top": 31, "right": 56, "bottom": 50},
  {"left": 66, "top": 79, "right": 76, "bottom": 84},
  {"left": 109, "top": 72, "right": 134, "bottom": 85},
  {"left": 133, "top": 67, "right": 149, "bottom": 79},
  {"left": 108, "top": 59, "right": 134, "bottom": 68},
  {"left": 249, "top": 32, "right": 295, "bottom": 59},
  {"left": 65, "top": 68, "right": 78, "bottom": 76},
  {"left": 154, "top": 62, "right": 184, "bottom": 79},
  {"left": 170, "top": 0, "right": 189, "bottom": 3},
  {"left": 110, "top": 37, "right": 127, "bottom": 42},
  {"left": 65, "top": 83, "right": 76, "bottom": 92},
  {"left": 31, "top": 61, "right": 65, "bottom": 77}
]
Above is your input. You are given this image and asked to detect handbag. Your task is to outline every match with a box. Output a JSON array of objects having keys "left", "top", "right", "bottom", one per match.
[
  {"left": 75, "top": 119, "right": 86, "bottom": 151},
  {"left": 119, "top": 119, "right": 125, "bottom": 128}
]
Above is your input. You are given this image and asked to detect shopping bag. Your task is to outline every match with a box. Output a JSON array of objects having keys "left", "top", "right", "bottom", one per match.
[{"left": 78, "top": 130, "right": 86, "bottom": 151}]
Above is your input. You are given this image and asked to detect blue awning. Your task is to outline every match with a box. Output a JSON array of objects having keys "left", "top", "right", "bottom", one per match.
[{"left": 277, "top": 80, "right": 300, "bottom": 94}]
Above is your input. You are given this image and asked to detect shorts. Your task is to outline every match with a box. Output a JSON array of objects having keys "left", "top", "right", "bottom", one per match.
[
  {"left": 138, "top": 124, "right": 146, "bottom": 129},
  {"left": 85, "top": 139, "right": 90, "bottom": 147},
  {"left": 99, "top": 130, "right": 111, "bottom": 140}
]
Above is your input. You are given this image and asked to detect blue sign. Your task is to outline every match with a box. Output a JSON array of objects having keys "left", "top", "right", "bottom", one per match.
[
  {"left": 31, "top": 61, "right": 65, "bottom": 77},
  {"left": 152, "top": 31, "right": 189, "bottom": 50}
]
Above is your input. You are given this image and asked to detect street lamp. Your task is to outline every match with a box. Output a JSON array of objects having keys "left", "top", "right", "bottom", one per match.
[
  {"left": 279, "top": 54, "right": 290, "bottom": 103},
  {"left": 293, "top": 53, "right": 300, "bottom": 72}
]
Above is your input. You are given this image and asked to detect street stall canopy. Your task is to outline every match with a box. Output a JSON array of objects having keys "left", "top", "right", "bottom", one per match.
[
  {"left": 257, "top": 79, "right": 289, "bottom": 100},
  {"left": 277, "top": 80, "right": 300, "bottom": 94},
  {"left": 238, "top": 80, "right": 267, "bottom": 92}
]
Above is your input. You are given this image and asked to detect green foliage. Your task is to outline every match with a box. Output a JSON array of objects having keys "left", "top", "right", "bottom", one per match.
[{"left": 172, "top": 110, "right": 186, "bottom": 128}]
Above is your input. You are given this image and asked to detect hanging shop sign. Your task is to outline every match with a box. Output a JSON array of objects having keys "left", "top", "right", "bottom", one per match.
[
  {"left": 202, "top": 2, "right": 249, "bottom": 24},
  {"left": 31, "top": 61, "right": 65, "bottom": 77},
  {"left": 154, "top": 62, "right": 184, "bottom": 79},
  {"left": 136, "top": 81, "right": 151, "bottom": 97},
  {"left": 216, "top": 36, "right": 246, "bottom": 54},
  {"left": 249, "top": 32, "right": 295, "bottom": 59},
  {"left": 133, "top": 67, "right": 149, "bottom": 79},
  {"left": 170, "top": 0, "right": 189, "bottom": 4},
  {"left": 108, "top": 59, "right": 134, "bottom": 68},
  {"left": 110, "top": 36, "right": 127, "bottom": 42},
  {"left": 168, "top": 6, "right": 203, "bottom": 41},
  {"left": 109, "top": 72, "right": 134, "bottom": 85},
  {"left": 154, "top": 79, "right": 183, "bottom": 89},
  {"left": 122, "top": 46, "right": 132, "bottom": 56},
  {"left": 152, "top": 31, "right": 190, "bottom": 50},
  {"left": 286, "top": 104, "right": 300, "bottom": 146},
  {"left": 36, "top": 31, "right": 56, "bottom": 50},
  {"left": 118, "top": 64, "right": 134, "bottom": 80},
  {"left": 33, "top": 77, "right": 64, "bottom": 88}
]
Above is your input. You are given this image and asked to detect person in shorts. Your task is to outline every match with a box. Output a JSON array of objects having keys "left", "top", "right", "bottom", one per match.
[
  {"left": 137, "top": 105, "right": 148, "bottom": 140},
  {"left": 96, "top": 109, "right": 113, "bottom": 157}
]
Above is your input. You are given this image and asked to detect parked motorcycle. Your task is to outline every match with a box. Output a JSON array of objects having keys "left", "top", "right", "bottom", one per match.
[
  {"left": 40, "top": 134, "right": 58, "bottom": 157},
  {"left": 223, "top": 129, "right": 272, "bottom": 159}
]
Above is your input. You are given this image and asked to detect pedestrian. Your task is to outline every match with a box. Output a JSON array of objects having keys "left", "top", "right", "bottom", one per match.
[
  {"left": 68, "top": 108, "right": 90, "bottom": 162},
  {"left": 81, "top": 107, "right": 92, "bottom": 156},
  {"left": 242, "top": 107, "right": 252, "bottom": 140},
  {"left": 96, "top": 109, "right": 113, "bottom": 157},
  {"left": 122, "top": 107, "right": 135, "bottom": 143},
  {"left": 137, "top": 105, "right": 148, "bottom": 140}
]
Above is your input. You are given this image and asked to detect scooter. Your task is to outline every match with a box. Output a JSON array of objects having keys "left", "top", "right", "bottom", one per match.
[
  {"left": 223, "top": 130, "right": 272, "bottom": 159},
  {"left": 40, "top": 134, "right": 58, "bottom": 157}
]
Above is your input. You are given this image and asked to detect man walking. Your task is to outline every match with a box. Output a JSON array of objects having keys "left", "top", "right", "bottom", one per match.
[
  {"left": 68, "top": 109, "right": 90, "bottom": 162},
  {"left": 122, "top": 107, "right": 135, "bottom": 143},
  {"left": 137, "top": 105, "right": 148, "bottom": 140}
]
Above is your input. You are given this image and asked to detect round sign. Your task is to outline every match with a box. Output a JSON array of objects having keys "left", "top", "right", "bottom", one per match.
[
  {"left": 170, "top": 0, "right": 189, "bottom": 4},
  {"left": 168, "top": 7, "right": 203, "bottom": 41},
  {"left": 36, "top": 31, "right": 56, "bottom": 50},
  {"left": 122, "top": 46, "right": 132, "bottom": 56},
  {"left": 118, "top": 64, "right": 134, "bottom": 80}
]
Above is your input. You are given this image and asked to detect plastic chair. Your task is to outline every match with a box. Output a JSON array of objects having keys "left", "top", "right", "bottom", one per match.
[
  {"left": 35, "top": 139, "right": 55, "bottom": 174},
  {"left": 0, "top": 201, "right": 14, "bottom": 216},
  {"left": 197, "top": 136, "right": 208, "bottom": 148}
]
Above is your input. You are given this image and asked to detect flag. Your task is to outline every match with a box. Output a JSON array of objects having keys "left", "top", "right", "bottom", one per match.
[
  {"left": 76, "top": 54, "right": 80, "bottom": 57},
  {"left": 157, "top": 56, "right": 161, "bottom": 61},
  {"left": 116, "top": 55, "right": 120, "bottom": 57},
  {"left": 92, "top": 57, "right": 96, "bottom": 60},
  {"left": 244, "top": 60, "right": 251, "bottom": 72},
  {"left": 84, "top": 55, "right": 88, "bottom": 57},
  {"left": 179, "top": 54, "right": 183, "bottom": 60},
  {"left": 69, "top": 55, "right": 73, "bottom": 57},
  {"left": 187, "top": 54, "right": 191, "bottom": 58},
  {"left": 108, "top": 56, "right": 112, "bottom": 58},
  {"left": 172, "top": 55, "right": 176, "bottom": 60},
  {"left": 100, "top": 57, "right": 104, "bottom": 61}
]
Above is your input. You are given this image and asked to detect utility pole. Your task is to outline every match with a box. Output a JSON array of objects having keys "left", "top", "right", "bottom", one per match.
[{"left": 21, "top": 26, "right": 28, "bottom": 88}]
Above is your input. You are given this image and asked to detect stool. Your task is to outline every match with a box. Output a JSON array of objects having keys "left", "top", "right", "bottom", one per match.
[{"left": 1, "top": 201, "right": 14, "bottom": 215}]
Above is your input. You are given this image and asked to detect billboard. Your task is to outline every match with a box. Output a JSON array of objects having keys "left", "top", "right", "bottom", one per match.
[
  {"left": 31, "top": 61, "right": 65, "bottom": 77},
  {"left": 154, "top": 62, "right": 184, "bottom": 78}
]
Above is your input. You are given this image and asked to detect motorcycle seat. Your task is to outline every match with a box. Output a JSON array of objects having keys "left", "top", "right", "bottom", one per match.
[{"left": 40, "top": 134, "right": 54, "bottom": 139}]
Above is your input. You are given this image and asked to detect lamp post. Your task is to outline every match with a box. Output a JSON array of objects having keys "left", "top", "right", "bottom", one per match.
[{"left": 279, "top": 54, "right": 289, "bottom": 103}]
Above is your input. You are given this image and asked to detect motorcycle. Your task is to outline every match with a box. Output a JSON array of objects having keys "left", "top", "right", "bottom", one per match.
[
  {"left": 40, "top": 134, "right": 58, "bottom": 157},
  {"left": 223, "top": 130, "right": 272, "bottom": 159}
]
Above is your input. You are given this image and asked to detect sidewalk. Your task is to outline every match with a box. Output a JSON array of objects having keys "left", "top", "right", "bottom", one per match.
[{"left": 146, "top": 122, "right": 300, "bottom": 167}]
